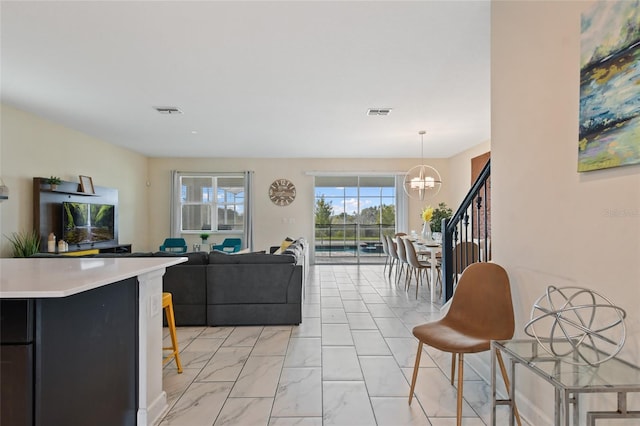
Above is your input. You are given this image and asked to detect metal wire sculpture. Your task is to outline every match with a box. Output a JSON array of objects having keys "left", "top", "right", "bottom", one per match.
[{"left": 524, "top": 286, "right": 626, "bottom": 366}]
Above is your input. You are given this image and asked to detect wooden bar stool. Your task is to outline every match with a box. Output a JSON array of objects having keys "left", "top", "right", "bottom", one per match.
[{"left": 162, "top": 292, "right": 183, "bottom": 373}]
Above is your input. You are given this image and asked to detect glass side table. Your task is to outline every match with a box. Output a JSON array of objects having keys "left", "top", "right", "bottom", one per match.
[{"left": 492, "top": 339, "right": 640, "bottom": 426}]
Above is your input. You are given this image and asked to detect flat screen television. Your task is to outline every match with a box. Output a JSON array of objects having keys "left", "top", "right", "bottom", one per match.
[{"left": 62, "top": 202, "right": 115, "bottom": 245}]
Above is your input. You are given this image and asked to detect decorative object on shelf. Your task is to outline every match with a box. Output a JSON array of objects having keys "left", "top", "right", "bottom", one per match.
[
  {"left": 403, "top": 131, "right": 442, "bottom": 200},
  {"left": 199, "top": 233, "right": 209, "bottom": 244},
  {"left": 5, "top": 229, "right": 41, "bottom": 257},
  {"left": 421, "top": 205, "right": 434, "bottom": 241},
  {"left": 79, "top": 175, "right": 95, "bottom": 194},
  {"left": 524, "top": 285, "right": 626, "bottom": 366},
  {"left": 48, "top": 233, "right": 57, "bottom": 253},
  {"left": 46, "top": 176, "right": 62, "bottom": 190},
  {"left": 57, "top": 239, "right": 68, "bottom": 252},
  {"left": 0, "top": 177, "right": 8, "bottom": 201},
  {"left": 430, "top": 202, "right": 453, "bottom": 233},
  {"left": 269, "top": 178, "right": 296, "bottom": 206}
]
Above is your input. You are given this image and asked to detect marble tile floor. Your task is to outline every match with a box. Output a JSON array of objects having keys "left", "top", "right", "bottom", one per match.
[{"left": 159, "top": 264, "right": 525, "bottom": 426}]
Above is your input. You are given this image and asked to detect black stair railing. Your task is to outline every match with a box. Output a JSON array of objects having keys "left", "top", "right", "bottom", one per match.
[{"left": 441, "top": 158, "right": 491, "bottom": 303}]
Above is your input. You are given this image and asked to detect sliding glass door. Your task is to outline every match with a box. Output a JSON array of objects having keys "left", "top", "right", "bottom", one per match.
[{"left": 314, "top": 175, "right": 396, "bottom": 265}]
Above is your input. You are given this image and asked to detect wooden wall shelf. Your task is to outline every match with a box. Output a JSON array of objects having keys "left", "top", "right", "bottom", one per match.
[{"left": 41, "top": 189, "right": 98, "bottom": 197}]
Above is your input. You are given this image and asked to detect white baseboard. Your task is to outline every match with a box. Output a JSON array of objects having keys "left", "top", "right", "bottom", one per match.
[{"left": 147, "top": 390, "right": 169, "bottom": 425}]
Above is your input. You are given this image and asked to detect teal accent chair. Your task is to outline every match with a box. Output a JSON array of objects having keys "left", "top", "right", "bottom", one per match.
[
  {"left": 159, "top": 238, "right": 188, "bottom": 253},
  {"left": 211, "top": 238, "right": 242, "bottom": 253}
]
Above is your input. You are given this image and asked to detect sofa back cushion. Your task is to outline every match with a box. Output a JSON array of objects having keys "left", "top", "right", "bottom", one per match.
[
  {"left": 209, "top": 251, "right": 295, "bottom": 265},
  {"left": 153, "top": 251, "right": 208, "bottom": 265}
]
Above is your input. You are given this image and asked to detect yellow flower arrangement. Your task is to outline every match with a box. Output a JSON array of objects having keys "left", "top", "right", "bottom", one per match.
[{"left": 421, "top": 205, "right": 434, "bottom": 222}]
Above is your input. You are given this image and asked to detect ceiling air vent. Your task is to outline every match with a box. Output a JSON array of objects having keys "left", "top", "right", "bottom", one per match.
[
  {"left": 367, "top": 108, "right": 392, "bottom": 116},
  {"left": 153, "top": 106, "right": 183, "bottom": 115}
]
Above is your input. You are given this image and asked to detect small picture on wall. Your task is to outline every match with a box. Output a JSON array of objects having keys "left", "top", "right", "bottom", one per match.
[
  {"left": 79, "top": 175, "right": 95, "bottom": 194},
  {"left": 578, "top": 0, "right": 640, "bottom": 172}
]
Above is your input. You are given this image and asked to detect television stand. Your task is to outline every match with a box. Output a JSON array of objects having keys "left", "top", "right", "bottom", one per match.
[
  {"left": 33, "top": 177, "right": 125, "bottom": 253},
  {"left": 61, "top": 244, "right": 132, "bottom": 256},
  {"left": 99, "top": 244, "right": 132, "bottom": 254}
]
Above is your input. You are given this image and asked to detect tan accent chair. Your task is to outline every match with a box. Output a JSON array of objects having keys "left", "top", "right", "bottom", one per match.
[{"left": 408, "top": 262, "right": 521, "bottom": 426}]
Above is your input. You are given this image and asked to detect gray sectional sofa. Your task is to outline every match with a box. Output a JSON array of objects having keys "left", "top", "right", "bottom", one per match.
[
  {"left": 157, "top": 238, "right": 307, "bottom": 326},
  {"left": 205, "top": 251, "right": 303, "bottom": 326},
  {"left": 34, "top": 238, "right": 307, "bottom": 326}
]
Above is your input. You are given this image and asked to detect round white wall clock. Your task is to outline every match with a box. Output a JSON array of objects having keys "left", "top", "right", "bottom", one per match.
[{"left": 269, "top": 179, "right": 296, "bottom": 206}]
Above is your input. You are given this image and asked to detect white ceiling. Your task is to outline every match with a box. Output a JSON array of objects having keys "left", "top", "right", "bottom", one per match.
[{"left": 1, "top": 1, "right": 490, "bottom": 159}]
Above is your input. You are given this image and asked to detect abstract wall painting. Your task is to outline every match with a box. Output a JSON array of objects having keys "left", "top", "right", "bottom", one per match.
[{"left": 579, "top": 0, "right": 640, "bottom": 172}]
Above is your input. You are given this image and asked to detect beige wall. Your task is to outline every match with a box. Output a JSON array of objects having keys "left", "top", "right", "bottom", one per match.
[
  {"left": 492, "top": 1, "right": 640, "bottom": 422},
  {"left": 0, "top": 104, "right": 150, "bottom": 257},
  {"left": 148, "top": 157, "right": 452, "bottom": 253},
  {"left": 448, "top": 140, "right": 491, "bottom": 207},
  {"left": 1, "top": 103, "right": 472, "bottom": 257}
]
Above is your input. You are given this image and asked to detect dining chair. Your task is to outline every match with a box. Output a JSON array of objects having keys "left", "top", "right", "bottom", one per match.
[
  {"left": 385, "top": 235, "right": 400, "bottom": 280},
  {"left": 402, "top": 238, "right": 431, "bottom": 298},
  {"left": 395, "top": 235, "right": 409, "bottom": 286},
  {"left": 415, "top": 243, "right": 442, "bottom": 285},
  {"left": 380, "top": 235, "right": 391, "bottom": 275},
  {"left": 453, "top": 241, "right": 480, "bottom": 273},
  {"left": 408, "top": 262, "right": 521, "bottom": 426}
]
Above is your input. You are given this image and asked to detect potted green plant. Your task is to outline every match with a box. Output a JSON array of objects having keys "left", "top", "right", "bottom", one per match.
[
  {"left": 199, "top": 233, "right": 210, "bottom": 244},
  {"left": 431, "top": 202, "right": 453, "bottom": 234},
  {"left": 5, "top": 229, "right": 41, "bottom": 257},
  {"left": 45, "top": 176, "right": 62, "bottom": 190}
]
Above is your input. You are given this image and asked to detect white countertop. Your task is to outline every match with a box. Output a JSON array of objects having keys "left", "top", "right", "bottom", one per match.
[{"left": 0, "top": 257, "right": 187, "bottom": 298}]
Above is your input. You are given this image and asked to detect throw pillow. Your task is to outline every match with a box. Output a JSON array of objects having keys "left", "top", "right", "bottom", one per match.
[
  {"left": 233, "top": 248, "right": 251, "bottom": 254},
  {"left": 280, "top": 237, "right": 294, "bottom": 252}
]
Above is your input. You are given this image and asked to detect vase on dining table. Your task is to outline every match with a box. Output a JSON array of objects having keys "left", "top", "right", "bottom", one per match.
[{"left": 421, "top": 221, "right": 432, "bottom": 242}]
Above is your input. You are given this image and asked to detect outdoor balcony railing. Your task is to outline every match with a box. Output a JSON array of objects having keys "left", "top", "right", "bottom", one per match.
[{"left": 315, "top": 223, "right": 395, "bottom": 257}]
